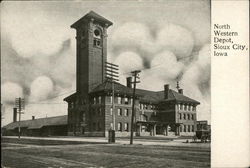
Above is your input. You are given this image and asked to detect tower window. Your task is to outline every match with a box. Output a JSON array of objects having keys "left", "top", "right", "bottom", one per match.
[
  {"left": 94, "top": 39, "right": 101, "bottom": 47},
  {"left": 94, "top": 29, "right": 101, "bottom": 37}
]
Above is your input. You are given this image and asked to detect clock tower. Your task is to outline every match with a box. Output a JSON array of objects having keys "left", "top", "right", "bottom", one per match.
[{"left": 71, "top": 11, "right": 113, "bottom": 97}]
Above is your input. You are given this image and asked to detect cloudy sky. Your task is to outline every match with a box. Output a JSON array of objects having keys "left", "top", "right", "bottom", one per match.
[{"left": 1, "top": 0, "right": 211, "bottom": 125}]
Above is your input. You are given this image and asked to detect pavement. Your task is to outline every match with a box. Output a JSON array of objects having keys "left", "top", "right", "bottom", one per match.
[{"left": 2, "top": 135, "right": 210, "bottom": 148}]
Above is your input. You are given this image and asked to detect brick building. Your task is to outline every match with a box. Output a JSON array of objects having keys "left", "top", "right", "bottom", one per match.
[{"left": 63, "top": 11, "right": 200, "bottom": 137}]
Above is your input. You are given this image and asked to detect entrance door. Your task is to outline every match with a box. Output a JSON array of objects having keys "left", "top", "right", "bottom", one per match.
[{"left": 156, "top": 125, "right": 162, "bottom": 135}]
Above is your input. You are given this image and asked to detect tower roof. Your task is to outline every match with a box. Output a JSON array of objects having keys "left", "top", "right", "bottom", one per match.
[{"left": 71, "top": 11, "right": 113, "bottom": 28}]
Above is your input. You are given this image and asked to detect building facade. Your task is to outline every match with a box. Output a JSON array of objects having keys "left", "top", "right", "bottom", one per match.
[{"left": 64, "top": 11, "right": 200, "bottom": 137}]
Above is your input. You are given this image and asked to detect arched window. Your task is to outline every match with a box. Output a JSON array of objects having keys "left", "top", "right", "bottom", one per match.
[
  {"left": 118, "top": 122, "right": 122, "bottom": 131},
  {"left": 124, "top": 123, "right": 129, "bottom": 131},
  {"left": 124, "top": 109, "right": 129, "bottom": 116},
  {"left": 117, "top": 109, "right": 122, "bottom": 116}
]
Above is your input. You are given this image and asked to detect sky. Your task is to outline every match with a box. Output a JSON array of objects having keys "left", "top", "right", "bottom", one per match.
[{"left": 1, "top": 0, "right": 211, "bottom": 126}]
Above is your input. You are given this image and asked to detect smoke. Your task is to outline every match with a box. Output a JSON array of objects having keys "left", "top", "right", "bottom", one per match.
[
  {"left": 1, "top": 3, "right": 72, "bottom": 58},
  {"left": 110, "top": 21, "right": 211, "bottom": 122},
  {"left": 1, "top": 82, "right": 24, "bottom": 104},
  {"left": 29, "top": 76, "right": 54, "bottom": 102}
]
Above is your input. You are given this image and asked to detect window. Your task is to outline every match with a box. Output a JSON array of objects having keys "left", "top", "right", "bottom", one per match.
[
  {"left": 180, "top": 126, "right": 182, "bottom": 132},
  {"left": 193, "top": 106, "right": 196, "bottom": 111},
  {"left": 187, "top": 114, "right": 190, "bottom": 120},
  {"left": 191, "top": 125, "right": 194, "bottom": 132},
  {"left": 110, "top": 108, "right": 113, "bottom": 115},
  {"left": 98, "top": 108, "right": 102, "bottom": 116},
  {"left": 191, "top": 114, "right": 194, "bottom": 120},
  {"left": 98, "top": 96, "right": 101, "bottom": 104},
  {"left": 180, "top": 104, "right": 183, "bottom": 110},
  {"left": 184, "top": 105, "right": 187, "bottom": 111},
  {"left": 183, "top": 114, "right": 186, "bottom": 120},
  {"left": 110, "top": 123, "right": 113, "bottom": 130},
  {"left": 94, "top": 39, "right": 101, "bottom": 47},
  {"left": 117, "top": 97, "right": 122, "bottom": 104},
  {"left": 124, "top": 97, "right": 129, "bottom": 104},
  {"left": 92, "top": 109, "right": 96, "bottom": 116},
  {"left": 93, "top": 97, "right": 96, "bottom": 104},
  {"left": 184, "top": 125, "right": 186, "bottom": 132},
  {"left": 118, "top": 109, "right": 122, "bottom": 116},
  {"left": 124, "top": 109, "right": 129, "bottom": 116},
  {"left": 118, "top": 122, "right": 122, "bottom": 131},
  {"left": 179, "top": 113, "right": 182, "bottom": 120},
  {"left": 81, "top": 112, "right": 86, "bottom": 122},
  {"left": 190, "top": 105, "right": 193, "bottom": 111},
  {"left": 109, "top": 96, "right": 112, "bottom": 103},
  {"left": 188, "top": 125, "right": 190, "bottom": 132},
  {"left": 124, "top": 123, "right": 129, "bottom": 131},
  {"left": 130, "top": 98, "right": 133, "bottom": 105}
]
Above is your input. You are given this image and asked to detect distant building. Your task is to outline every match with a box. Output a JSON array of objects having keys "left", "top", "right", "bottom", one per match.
[
  {"left": 3, "top": 115, "right": 67, "bottom": 136},
  {"left": 63, "top": 11, "right": 200, "bottom": 137}
]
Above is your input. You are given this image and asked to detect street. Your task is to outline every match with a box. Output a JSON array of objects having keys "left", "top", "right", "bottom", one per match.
[{"left": 2, "top": 137, "right": 210, "bottom": 168}]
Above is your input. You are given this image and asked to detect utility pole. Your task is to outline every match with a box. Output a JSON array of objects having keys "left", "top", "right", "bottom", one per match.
[
  {"left": 105, "top": 62, "right": 119, "bottom": 131},
  {"left": 130, "top": 70, "right": 141, "bottom": 145},
  {"left": 15, "top": 97, "right": 25, "bottom": 139}
]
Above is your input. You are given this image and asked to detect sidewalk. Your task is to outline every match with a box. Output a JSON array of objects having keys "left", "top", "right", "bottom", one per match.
[{"left": 2, "top": 136, "right": 210, "bottom": 148}]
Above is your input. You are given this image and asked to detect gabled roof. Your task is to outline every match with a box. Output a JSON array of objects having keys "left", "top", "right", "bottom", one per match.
[
  {"left": 71, "top": 11, "right": 113, "bottom": 28},
  {"left": 3, "top": 115, "right": 67, "bottom": 130}
]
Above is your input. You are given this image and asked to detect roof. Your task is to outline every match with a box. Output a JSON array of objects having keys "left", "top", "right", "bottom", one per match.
[
  {"left": 3, "top": 115, "right": 67, "bottom": 130},
  {"left": 71, "top": 11, "right": 113, "bottom": 28},
  {"left": 64, "top": 81, "right": 200, "bottom": 104},
  {"left": 136, "top": 89, "right": 200, "bottom": 104},
  {"left": 90, "top": 81, "right": 136, "bottom": 96}
]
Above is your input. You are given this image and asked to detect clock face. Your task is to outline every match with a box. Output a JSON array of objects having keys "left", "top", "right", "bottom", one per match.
[{"left": 93, "top": 29, "right": 101, "bottom": 39}]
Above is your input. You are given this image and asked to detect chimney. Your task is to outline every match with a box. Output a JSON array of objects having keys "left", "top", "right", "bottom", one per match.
[
  {"left": 164, "top": 84, "right": 169, "bottom": 99},
  {"left": 126, "top": 77, "right": 132, "bottom": 88},
  {"left": 32, "top": 116, "right": 35, "bottom": 120},
  {"left": 178, "top": 89, "right": 183, "bottom": 94},
  {"left": 13, "top": 108, "right": 17, "bottom": 122}
]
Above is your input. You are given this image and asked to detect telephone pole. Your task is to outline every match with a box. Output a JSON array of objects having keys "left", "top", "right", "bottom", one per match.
[
  {"left": 130, "top": 70, "right": 141, "bottom": 145},
  {"left": 105, "top": 62, "right": 119, "bottom": 131},
  {"left": 15, "top": 97, "right": 25, "bottom": 139}
]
